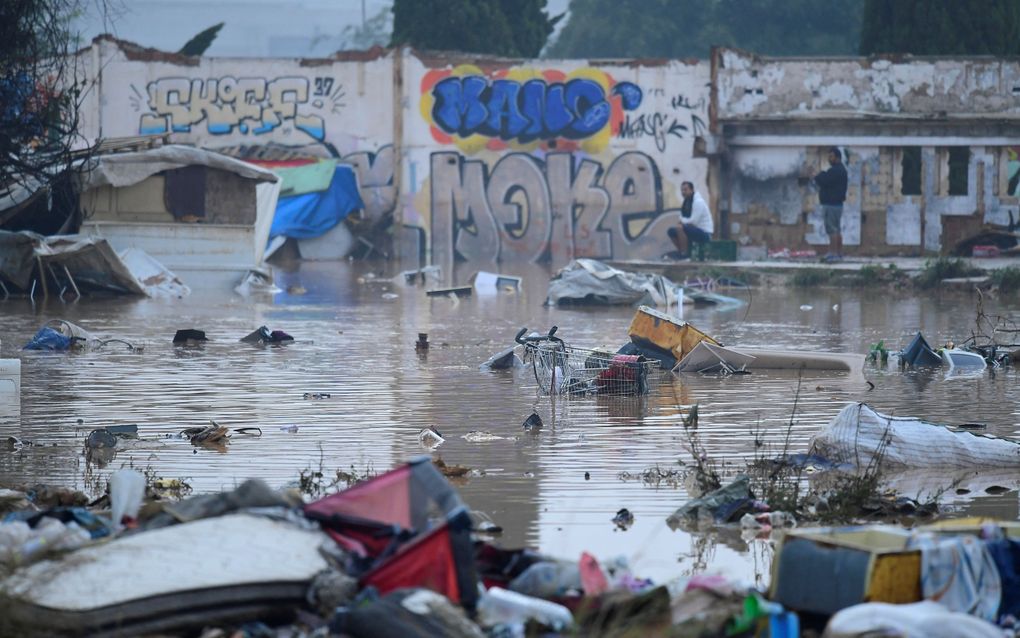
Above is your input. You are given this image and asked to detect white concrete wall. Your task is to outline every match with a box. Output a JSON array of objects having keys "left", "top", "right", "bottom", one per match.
[
  {"left": 717, "top": 49, "right": 1020, "bottom": 119},
  {"left": 79, "top": 39, "right": 712, "bottom": 266},
  {"left": 402, "top": 53, "right": 711, "bottom": 267}
]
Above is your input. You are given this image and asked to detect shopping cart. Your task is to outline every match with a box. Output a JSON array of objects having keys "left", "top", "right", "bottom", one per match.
[{"left": 514, "top": 327, "right": 665, "bottom": 396}]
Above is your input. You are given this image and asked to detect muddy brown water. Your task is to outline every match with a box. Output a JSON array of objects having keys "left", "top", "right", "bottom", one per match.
[{"left": 1, "top": 261, "right": 1019, "bottom": 588}]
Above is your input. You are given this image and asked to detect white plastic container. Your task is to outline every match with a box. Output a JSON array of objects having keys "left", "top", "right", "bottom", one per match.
[
  {"left": 0, "top": 357, "right": 20, "bottom": 397},
  {"left": 477, "top": 587, "right": 574, "bottom": 630},
  {"left": 109, "top": 469, "right": 146, "bottom": 529}
]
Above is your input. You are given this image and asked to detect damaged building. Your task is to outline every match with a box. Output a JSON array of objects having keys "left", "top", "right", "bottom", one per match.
[
  {"left": 56, "top": 37, "right": 1020, "bottom": 266},
  {"left": 712, "top": 47, "right": 1020, "bottom": 258}
]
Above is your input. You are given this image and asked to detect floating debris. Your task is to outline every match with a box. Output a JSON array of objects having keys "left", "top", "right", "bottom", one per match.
[
  {"left": 433, "top": 457, "right": 471, "bottom": 478},
  {"left": 184, "top": 423, "right": 230, "bottom": 446},
  {"left": 462, "top": 431, "right": 505, "bottom": 442},
  {"left": 612, "top": 508, "right": 635, "bottom": 530},
  {"left": 418, "top": 426, "right": 445, "bottom": 449},
  {"left": 522, "top": 412, "right": 543, "bottom": 431}
]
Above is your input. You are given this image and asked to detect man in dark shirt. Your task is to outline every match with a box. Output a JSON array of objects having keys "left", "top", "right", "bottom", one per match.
[{"left": 814, "top": 147, "right": 848, "bottom": 262}]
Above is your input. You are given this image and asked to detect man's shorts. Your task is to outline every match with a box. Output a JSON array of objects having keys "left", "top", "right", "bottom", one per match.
[
  {"left": 822, "top": 204, "right": 843, "bottom": 236},
  {"left": 669, "top": 224, "right": 711, "bottom": 244}
]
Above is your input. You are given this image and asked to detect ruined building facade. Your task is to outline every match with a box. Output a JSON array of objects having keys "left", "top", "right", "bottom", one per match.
[
  {"left": 76, "top": 37, "right": 1020, "bottom": 264},
  {"left": 713, "top": 48, "right": 1020, "bottom": 258}
]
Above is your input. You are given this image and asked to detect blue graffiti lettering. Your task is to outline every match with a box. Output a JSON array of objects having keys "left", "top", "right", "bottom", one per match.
[
  {"left": 431, "top": 77, "right": 642, "bottom": 143},
  {"left": 613, "top": 83, "right": 643, "bottom": 111}
]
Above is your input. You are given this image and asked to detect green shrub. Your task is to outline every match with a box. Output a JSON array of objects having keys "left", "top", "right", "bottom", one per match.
[
  {"left": 914, "top": 257, "right": 982, "bottom": 289},
  {"left": 791, "top": 269, "right": 831, "bottom": 287},
  {"left": 848, "top": 264, "right": 908, "bottom": 288},
  {"left": 991, "top": 267, "right": 1020, "bottom": 293}
]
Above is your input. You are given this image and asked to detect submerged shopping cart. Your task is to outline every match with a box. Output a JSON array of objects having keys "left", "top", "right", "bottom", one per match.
[{"left": 515, "top": 326, "right": 665, "bottom": 396}]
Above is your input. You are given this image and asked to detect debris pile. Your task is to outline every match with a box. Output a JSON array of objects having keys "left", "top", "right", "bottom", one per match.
[{"left": 0, "top": 458, "right": 798, "bottom": 637}]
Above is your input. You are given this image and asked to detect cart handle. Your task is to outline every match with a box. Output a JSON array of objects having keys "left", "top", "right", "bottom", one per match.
[{"left": 515, "top": 326, "right": 564, "bottom": 346}]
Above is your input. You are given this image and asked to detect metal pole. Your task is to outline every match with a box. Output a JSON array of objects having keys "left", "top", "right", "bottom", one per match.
[
  {"left": 46, "top": 262, "right": 62, "bottom": 299},
  {"left": 63, "top": 265, "right": 81, "bottom": 299},
  {"left": 36, "top": 257, "right": 49, "bottom": 299}
]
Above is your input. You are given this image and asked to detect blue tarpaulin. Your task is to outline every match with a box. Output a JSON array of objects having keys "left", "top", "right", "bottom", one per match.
[
  {"left": 269, "top": 165, "right": 363, "bottom": 240},
  {"left": 23, "top": 327, "right": 72, "bottom": 351}
]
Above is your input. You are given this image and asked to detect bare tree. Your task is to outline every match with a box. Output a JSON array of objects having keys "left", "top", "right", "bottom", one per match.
[{"left": 1, "top": 0, "right": 103, "bottom": 232}]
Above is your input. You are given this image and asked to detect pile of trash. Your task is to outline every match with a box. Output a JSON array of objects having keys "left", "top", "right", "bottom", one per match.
[
  {"left": 658, "top": 398, "right": 1020, "bottom": 636},
  {"left": 545, "top": 258, "right": 744, "bottom": 309},
  {"left": 893, "top": 331, "right": 1011, "bottom": 371},
  {"left": 0, "top": 457, "right": 803, "bottom": 638},
  {"left": 0, "top": 229, "right": 189, "bottom": 299},
  {"left": 7, "top": 449, "right": 1016, "bottom": 637}
]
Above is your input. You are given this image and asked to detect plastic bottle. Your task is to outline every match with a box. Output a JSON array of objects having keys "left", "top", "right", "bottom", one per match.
[
  {"left": 477, "top": 587, "right": 574, "bottom": 631},
  {"left": 14, "top": 519, "right": 90, "bottom": 563},
  {"left": 0, "top": 521, "right": 32, "bottom": 564},
  {"left": 508, "top": 561, "right": 580, "bottom": 598}
]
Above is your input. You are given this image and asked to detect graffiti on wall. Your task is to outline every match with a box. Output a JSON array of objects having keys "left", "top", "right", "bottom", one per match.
[
  {"left": 342, "top": 144, "right": 396, "bottom": 224},
  {"left": 134, "top": 76, "right": 345, "bottom": 142},
  {"left": 617, "top": 93, "right": 708, "bottom": 152},
  {"left": 420, "top": 66, "right": 642, "bottom": 155},
  {"left": 430, "top": 151, "right": 684, "bottom": 264}
]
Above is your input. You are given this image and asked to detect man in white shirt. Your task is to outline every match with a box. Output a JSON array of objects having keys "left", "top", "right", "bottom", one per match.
[{"left": 667, "top": 181, "right": 714, "bottom": 258}]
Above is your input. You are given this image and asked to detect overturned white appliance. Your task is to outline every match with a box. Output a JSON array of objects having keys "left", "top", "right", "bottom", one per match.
[
  {"left": 731, "top": 347, "right": 865, "bottom": 373},
  {"left": 810, "top": 403, "right": 1020, "bottom": 470}
]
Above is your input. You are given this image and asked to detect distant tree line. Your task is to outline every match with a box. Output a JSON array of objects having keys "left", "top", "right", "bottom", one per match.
[
  {"left": 388, "top": 0, "right": 1020, "bottom": 59},
  {"left": 859, "top": 0, "right": 1020, "bottom": 56},
  {"left": 390, "top": 0, "right": 561, "bottom": 58}
]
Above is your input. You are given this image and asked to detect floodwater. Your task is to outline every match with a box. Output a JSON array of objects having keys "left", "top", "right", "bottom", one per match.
[{"left": 1, "top": 260, "right": 1019, "bottom": 589}]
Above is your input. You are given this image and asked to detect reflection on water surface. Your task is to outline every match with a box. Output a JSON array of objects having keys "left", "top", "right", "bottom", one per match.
[{"left": 1, "top": 261, "right": 1019, "bottom": 584}]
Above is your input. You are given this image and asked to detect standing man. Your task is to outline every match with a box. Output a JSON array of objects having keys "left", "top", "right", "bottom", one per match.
[
  {"left": 814, "top": 147, "right": 848, "bottom": 263},
  {"left": 667, "top": 181, "right": 713, "bottom": 259}
]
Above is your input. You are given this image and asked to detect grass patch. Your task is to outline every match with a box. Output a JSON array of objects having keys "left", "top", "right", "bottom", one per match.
[
  {"left": 696, "top": 266, "right": 729, "bottom": 280},
  {"left": 298, "top": 443, "right": 377, "bottom": 498},
  {"left": 914, "top": 257, "right": 983, "bottom": 289},
  {"left": 990, "top": 266, "right": 1020, "bottom": 293},
  {"left": 844, "top": 263, "right": 909, "bottom": 288},
  {"left": 790, "top": 269, "right": 831, "bottom": 287}
]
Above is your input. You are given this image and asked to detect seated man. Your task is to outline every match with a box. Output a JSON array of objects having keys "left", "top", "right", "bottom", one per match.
[{"left": 667, "top": 181, "right": 713, "bottom": 258}]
